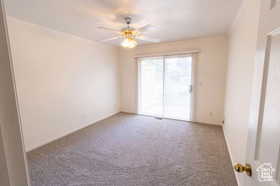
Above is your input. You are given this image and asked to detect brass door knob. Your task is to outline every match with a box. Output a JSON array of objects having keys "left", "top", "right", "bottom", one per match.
[{"left": 234, "top": 163, "right": 252, "bottom": 176}]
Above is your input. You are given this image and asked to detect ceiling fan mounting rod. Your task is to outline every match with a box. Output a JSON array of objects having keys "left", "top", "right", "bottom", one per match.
[{"left": 124, "top": 16, "right": 132, "bottom": 26}]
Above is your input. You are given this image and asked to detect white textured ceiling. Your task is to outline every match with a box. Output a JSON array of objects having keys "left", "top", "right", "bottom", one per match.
[{"left": 4, "top": 0, "right": 242, "bottom": 45}]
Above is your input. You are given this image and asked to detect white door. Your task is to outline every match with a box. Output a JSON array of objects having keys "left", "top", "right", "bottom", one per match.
[
  {"left": 243, "top": 0, "right": 280, "bottom": 185},
  {"left": 138, "top": 55, "right": 193, "bottom": 121}
]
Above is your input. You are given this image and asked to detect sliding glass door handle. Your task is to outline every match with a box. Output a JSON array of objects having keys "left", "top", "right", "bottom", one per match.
[{"left": 189, "top": 85, "right": 193, "bottom": 93}]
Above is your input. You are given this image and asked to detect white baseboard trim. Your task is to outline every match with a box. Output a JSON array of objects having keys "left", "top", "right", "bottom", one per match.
[
  {"left": 222, "top": 126, "right": 240, "bottom": 186},
  {"left": 120, "top": 111, "right": 222, "bottom": 126},
  {"left": 27, "top": 111, "right": 120, "bottom": 152},
  {"left": 192, "top": 120, "right": 222, "bottom": 126},
  {"left": 120, "top": 111, "right": 137, "bottom": 115}
]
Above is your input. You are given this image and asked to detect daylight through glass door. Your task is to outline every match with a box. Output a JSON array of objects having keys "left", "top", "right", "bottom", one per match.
[{"left": 138, "top": 55, "right": 193, "bottom": 121}]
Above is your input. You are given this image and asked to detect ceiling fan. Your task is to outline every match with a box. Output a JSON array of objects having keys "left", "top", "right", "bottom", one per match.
[{"left": 97, "top": 17, "right": 160, "bottom": 48}]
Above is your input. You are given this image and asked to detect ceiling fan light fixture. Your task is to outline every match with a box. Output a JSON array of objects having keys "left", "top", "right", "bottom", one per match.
[
  {"left": 121, "top": 38, "right": 138, "bottom": 48},
  {"left": 98, "top": 16, "right": 159, "bottom": 47}
]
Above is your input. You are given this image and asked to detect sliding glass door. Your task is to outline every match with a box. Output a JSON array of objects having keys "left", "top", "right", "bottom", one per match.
[
  {"left": 164, "top": 56, "right": 192, "bottom": 120},
  {"left": 138, "top": 57, "right": 164, "bottom": 117},
  {"left": 138, "top": 55, "right": 193, "bottom": 121}
]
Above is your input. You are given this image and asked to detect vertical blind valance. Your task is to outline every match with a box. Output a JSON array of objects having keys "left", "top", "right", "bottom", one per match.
[{"left": 134, "top": 50, "right": 200, "bottom": 58}]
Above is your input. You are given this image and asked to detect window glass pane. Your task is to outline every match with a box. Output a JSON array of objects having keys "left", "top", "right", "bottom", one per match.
[
  {"left": 139, "top": 57, "right": 163, "bottom": 117},
  {"left": 164, "top": 56, "right": 192, "bottom": 120}
]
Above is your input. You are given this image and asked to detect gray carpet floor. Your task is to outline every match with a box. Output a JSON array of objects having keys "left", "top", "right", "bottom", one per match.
[{"left": 28, "top": 113, "right": 237, "bottom": 186}]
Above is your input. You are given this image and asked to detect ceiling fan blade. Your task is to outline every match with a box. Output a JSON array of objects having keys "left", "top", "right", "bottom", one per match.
[
  {"left": 137, "top": 24, "right": 153, "bottom": 32},
  {"left": 137, "top": 35, "right": 160, "bottom": 43},
  {"left": 97, "top": 26, "right": 120, "bottom": 32},
  {"left": 99, "top": 36, "right": 122, "bottom": 42}
]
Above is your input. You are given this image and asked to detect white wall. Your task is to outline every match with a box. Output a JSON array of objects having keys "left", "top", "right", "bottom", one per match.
[
  {"left": 7, "top": 17, "right": 120, "bottom": 152},
  {"left": 120, "top": 35, "right": 228, "bottom": 125},
  {"left": 223, "top": 0, "right": 261, "bottom": 185}
]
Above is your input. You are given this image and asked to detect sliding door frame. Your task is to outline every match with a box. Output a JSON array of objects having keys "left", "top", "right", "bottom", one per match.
[
  {"left": 137, "top": 54, "right": 196, "bottom": 122},
  {"left": 190, "top": 54, "right": 197, "bottom": 122}
]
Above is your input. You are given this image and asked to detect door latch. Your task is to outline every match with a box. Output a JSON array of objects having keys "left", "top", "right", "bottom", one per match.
[{"left": 234, "top": 163, "right": 252, "bottom": 176}]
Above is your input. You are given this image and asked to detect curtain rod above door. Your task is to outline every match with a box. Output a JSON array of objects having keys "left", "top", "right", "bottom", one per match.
[{"left": 134, "top": 50, "right": 200, "bottom": 58}]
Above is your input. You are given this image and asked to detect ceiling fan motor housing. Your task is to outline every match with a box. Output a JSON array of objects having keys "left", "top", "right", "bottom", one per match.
[{"left": 121, "top": 28, "right": 137, "bottom": 39}]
